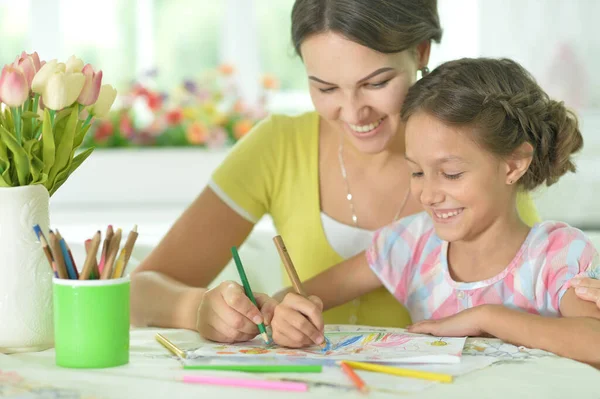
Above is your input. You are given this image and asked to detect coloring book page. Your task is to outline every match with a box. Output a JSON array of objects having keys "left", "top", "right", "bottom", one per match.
[{"left": 184, "top": 325, "right": 466, "bottom": 365}]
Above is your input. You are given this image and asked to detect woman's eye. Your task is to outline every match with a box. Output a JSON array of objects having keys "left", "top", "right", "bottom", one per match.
[
  {"left": 318, "top": 87, "right": 337, "bottom": 93},
  {"left": 411, "top": 172, "right": 423, "bottom": 178},
  {"left": 369, "top": 79, "right": 391, "bottom": 89},
  {"left": 443, "top": 172, "right": 463, "bottom": 180}
]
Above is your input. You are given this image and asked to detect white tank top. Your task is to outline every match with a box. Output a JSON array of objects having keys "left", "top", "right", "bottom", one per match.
[{"left": 320, "top": 212, "right": 375, "bottom": 259}]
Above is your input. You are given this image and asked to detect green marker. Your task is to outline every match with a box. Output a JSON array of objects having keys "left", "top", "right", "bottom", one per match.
[
  {"left": 183, "top": 364, "right": 322, "bottom": 373},
  {"left": 231, "top": 246, "right": 271, "bottom": 344}
]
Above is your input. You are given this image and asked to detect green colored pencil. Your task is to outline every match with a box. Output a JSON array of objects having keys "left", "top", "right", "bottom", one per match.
[
  {"left": 183, "top": 364, "right": 322, "bottom": 373},
  {"left": 231, "top": 246, "right": 271, "bottom": 344}
]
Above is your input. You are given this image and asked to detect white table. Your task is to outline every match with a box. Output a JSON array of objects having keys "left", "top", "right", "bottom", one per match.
[{"left": 2, "top": 327, "right": 599, "bottom": 399}]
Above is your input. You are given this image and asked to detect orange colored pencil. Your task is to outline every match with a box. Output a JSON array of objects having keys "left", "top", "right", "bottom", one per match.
[{"left": 340, "top": 361, "right": 369, "bottom": 394}]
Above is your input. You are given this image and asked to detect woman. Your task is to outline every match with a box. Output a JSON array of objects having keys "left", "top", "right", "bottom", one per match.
[{"left": 131, "top": 0, "right": 545, "bottom": 343}]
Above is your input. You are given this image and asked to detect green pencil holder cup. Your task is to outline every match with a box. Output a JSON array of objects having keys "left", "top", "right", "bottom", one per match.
[{"left": 53, "top": 276, "right": 130, "bottom": 368}]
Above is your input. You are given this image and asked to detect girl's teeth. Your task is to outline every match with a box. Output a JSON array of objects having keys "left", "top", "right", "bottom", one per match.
[
  {"left": 349, "top": 118, "right": 383, "bottom": 133},
  {"left": 436, "top": 209, "right": 462, "bottom": 219}
]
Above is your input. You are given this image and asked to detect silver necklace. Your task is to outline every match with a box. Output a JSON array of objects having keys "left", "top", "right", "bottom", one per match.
[{"left": 338, "top": 139, "right": 410, "bottom": 227}]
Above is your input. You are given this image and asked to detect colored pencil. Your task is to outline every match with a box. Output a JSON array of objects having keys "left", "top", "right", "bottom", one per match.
[
  {"left": 272, "top": 235, "right": 327, "bottom": 349},
  {"left": 230, "top": 246, "right": 270, "bottom": 344},
  {"left": 84, "top": 239, "right": 100, "bottom": 279},
  {"left": 155, "top": 333, "right": 187, "bottom": 358},
  {"left": 48, "top": 231, "right": 68, "bottom": 279},
  {"left": 33, "top": 225, "right": 57, "bottom": 276},
  {"left": 339, "top": 361, "right": 369, "bottom": 393},
  {"left": 100, "top": 228, "right": 122, "bottom": 279},
  {"left": 121, "top": 224, "right": 138, "bottom": 270},
  {"left": 340, "top": 360, "right": 453, "bottom": 383},
  {"left": 111, "top": 248, "right": 128, "bottom": 279},
  {"left": 98, "top": 225, "right": 113, "bottom": 274},
  {"left": 80, "top": 231, "right": 101, "bottom": 280},
  {"left": 56, "top": 230, "right": 78, "bottom": 279},
  {"left": 182, "top": 364, "right": 322, "bottom": 373},
  {"left": 182, "top": 375, "right": 308, "bottom": 392}
]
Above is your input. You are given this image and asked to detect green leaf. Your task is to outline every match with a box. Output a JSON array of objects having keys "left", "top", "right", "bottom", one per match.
[
  {"left": 54, "top": 107, "right": 73, "bottom": 126},
  {"left": 73, "top": 123, "right": 91, "bottom": 149},
  {"left": 0, "top": 173, "right": 9, "bottom": 187},
  {"left": 0, "top": 124, "right": 30, "bottom": 185},
  {"left": 0, "top": 134, "right": 9, "bottom": 172},
  {"left": 47, "top": 106, "right": 78, "bottom": 189},
  {"left": 41, "top": 109, "right": 55, "bottom": 175},
  {"left": 49, "top": 147, "right": 93, "bottom": 196},
  {"left": 22, "top": 111, "right": 41, "bottom": 119},
  {"left": 24, "top": 139, "right": 44, "bottom": 184},
  {"left": 3, "top": 108, "right": 14, "bottom": 133}
]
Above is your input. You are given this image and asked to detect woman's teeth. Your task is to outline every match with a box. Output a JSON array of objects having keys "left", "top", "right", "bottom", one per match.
[
  {"left": 348, "top": 118, "right": 383, "bottom": 133},
  {"left": 435, "top": 209, "right": 463, "bottom": 219}
]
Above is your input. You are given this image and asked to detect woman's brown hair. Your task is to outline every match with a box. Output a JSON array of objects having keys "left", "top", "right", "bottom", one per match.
[
  {"left": 291, "top": 0, "right": 442, "bottom": 57},
  {"left": 401, "top": 57, "right": 583, "bottom": 190}
]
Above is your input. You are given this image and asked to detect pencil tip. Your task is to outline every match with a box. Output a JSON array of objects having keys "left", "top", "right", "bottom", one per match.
[{"left": 133, "top": 224, "right": 138, "bottom": 232}]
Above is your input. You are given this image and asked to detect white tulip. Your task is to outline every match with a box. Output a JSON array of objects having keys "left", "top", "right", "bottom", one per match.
[
  {"left": 31, "top": 60, "right": 62, "bottom": 94},
  {"left": 42, "top": 71, "right": 85, "bottom": 110},
  {"left": 65, "top": 55, "right": 84, "bottom": 73},
  {"left": 89, "top": 84, "right": 117, "bottom": 118}
]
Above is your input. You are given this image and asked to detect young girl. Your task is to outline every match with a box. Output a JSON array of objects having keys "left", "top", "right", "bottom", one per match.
[{"left": 270, "top": 58, "right": 600, "bottom": 367}]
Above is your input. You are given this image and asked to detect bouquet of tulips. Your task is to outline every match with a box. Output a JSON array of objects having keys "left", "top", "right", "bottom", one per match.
[{"left": 0, "top": 51, "right": 116, "bottom": 195}]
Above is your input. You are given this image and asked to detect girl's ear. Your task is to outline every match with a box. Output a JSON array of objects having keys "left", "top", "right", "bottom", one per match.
[{"left": 505, "top": 142, "right": 534, "bottom": 185}]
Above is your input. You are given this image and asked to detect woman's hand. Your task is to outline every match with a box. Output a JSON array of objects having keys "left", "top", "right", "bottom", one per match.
[
  {"left": 196, "top": 280, "right": 278, "bottom": 343},
  {"left": 571, "top": 278, "right": 600, "bottom": 309},
  {"left": 271, "top": 292, "right": 324, "bottom": 348},
  {"left": 406, "top": 306, "right": 490, "bottom": 337}
]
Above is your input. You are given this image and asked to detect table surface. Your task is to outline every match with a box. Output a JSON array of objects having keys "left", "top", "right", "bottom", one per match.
[{"left": 2, "top": 327, "right": 599, "bottom": 399}]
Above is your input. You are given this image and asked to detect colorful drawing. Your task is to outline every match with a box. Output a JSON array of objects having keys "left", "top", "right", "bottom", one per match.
[
  {"left": 184, "top": 325, "right": 466, "bottom": 365},
  {"left": 463, "top": 338, "right": 555, "bottom": 361}
]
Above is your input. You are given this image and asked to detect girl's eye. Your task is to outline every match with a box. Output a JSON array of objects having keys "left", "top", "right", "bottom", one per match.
[
  {"left": 368, "top": 79, "right": 391, "bottom": 89},
  {"left": 411, "top": 172, "right": 423, "bottom": 178},
  {"left": 318, "top": 87, "right": 337, "bottom": 93},
  {"left": 443, "top": 172, "right": 463, "bottom": 180}
]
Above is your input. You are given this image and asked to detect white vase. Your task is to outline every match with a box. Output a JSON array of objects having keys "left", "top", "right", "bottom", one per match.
[{"left": 0, "top": 185, "right": 54, "bottom": 353}]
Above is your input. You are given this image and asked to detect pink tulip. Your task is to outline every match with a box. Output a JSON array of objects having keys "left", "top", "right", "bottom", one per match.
[
  {"left": 12, "top": 51, "right": 42, "bottom": 88},
  {"left": 0, "top": 65, "right": 29, "bottom": 107},
  {"left": 77, "top": 64, "right": 103, "bottom": 106}
]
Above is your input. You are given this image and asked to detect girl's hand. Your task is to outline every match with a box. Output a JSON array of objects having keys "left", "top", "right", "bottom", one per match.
[
  {"left": 571, "top": 278, "right": 600, "bottom": 309},
  {"left": 196, "top": 281, "right": 278, "bottom": 343},
  {"left": 271, "top": 292, "right": 324, "bottom": 348},
  {"left": 406, "top": 306, "right": 490, "bottom": 337}
]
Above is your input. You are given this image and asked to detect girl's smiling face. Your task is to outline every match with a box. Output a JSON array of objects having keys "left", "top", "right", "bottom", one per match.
[{"left": 405, "top": 111, "right": 518, "bottom": 242}]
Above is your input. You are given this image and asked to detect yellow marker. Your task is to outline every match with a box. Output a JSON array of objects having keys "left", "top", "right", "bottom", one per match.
[{"left": 340, "top": 361, "right": 453, "bottom": 383}]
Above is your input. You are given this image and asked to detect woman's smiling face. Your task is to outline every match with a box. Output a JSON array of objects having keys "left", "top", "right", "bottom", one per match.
[{"left": 300, "top": 31, "right": 425, "bottom": 154}]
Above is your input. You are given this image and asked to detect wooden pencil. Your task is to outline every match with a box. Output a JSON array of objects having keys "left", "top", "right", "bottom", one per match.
[
  {"left": 100, "top": 228, "right": 122, "bottom": 279},
  {"left": 111, "top": 248, "right": 127, "bottom": 279},
  {"left": 273, "top": 235, "right": 307, "bottom": 296},
  {"left": 33, "top": 225, "right": 56, "bottom": 275},
  {"left": 48, "top": 231, "right": 69, "bottom": 279},
  {"left": 84, "top": 239, "right": 100, "bottom": 279},
  {"left": 121, "top": 224, "right": 138, "bottom": 271},
  {"left": 272, "top": 235, "right": 326, "bottom": 349},
  {"left": 56, "top": 230, "right": 79, "bottom": 279},
  {"left": 98, "top": 225, "right": 113, "bottom": 274},
  {"left": 55, "top": 230, "right": 79, "bottom": 279},
  {"left": 339, "top": 361, "right": 369, "bottom": 393},
  {"left": 340, "top": 361, "right": 453, "bottom": 383},
  {"left": 155, "top": 333, "right": 187, "bottom": 358},
  {"left": 80, "top": 231, "right": 101, "bottom": 280}
]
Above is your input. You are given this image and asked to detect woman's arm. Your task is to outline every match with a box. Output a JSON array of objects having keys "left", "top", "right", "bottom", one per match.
[
  {"left": 409, "top": 289, "right": 600, "bottom": 367},
  {"left": 130, "top": 187, "right": 276, "bottom": 341}
]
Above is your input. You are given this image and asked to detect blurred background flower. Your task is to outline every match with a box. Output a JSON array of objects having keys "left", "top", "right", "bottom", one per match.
[{"left": 82, "top": 65, "right": 278, "bottom": 149}]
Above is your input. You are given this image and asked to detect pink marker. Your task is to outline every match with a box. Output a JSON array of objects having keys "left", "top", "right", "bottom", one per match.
[{"left": 182, "top": 375, "right": 308, "bottom": 392}]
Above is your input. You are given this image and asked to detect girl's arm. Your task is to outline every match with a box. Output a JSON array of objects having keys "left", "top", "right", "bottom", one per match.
[
  {"left": 409, "top": 289, "right": 600, "bottom": 367},
  {"left": 273, "top": 251, "right": 382, "bottom": 310},
  {"left": 271, "top": 252, "right": 382, "bottom": 348}
]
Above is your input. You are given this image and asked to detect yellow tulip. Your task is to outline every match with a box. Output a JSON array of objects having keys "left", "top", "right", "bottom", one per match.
[
  {"left": 41, "top": 69, "right": 85, "bottom": 110},
  {"left": 88, "top": 84, "right": 117, "bottom": 118},
  {"left": 65, "top": 55, "right": 84, "bottom": 73}
]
